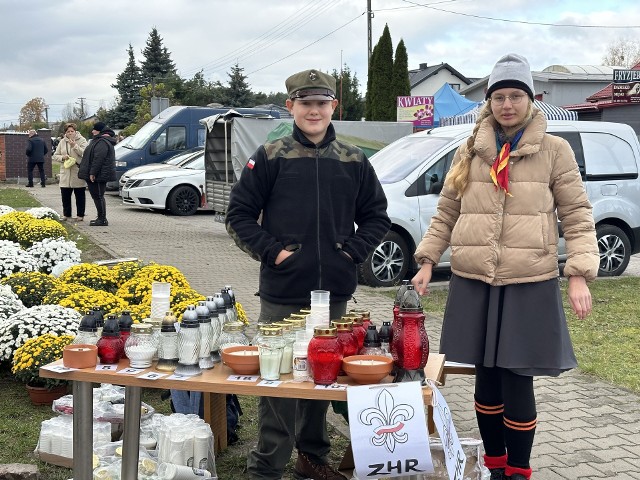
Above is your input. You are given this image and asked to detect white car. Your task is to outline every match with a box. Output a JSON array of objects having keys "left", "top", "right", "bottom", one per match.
[
  {"left": 360, "top": 121, "right": 640, "bottom": 287},
  {"left": 118, "top": 147, "right": 204, "bottom": 193},
  {"left": 121, "top": 152, "right": 209, "bottom": 216}
]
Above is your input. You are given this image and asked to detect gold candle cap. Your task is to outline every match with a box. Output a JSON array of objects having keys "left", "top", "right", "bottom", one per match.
[
  {"left": 313, "top": 326, "right": 337, "bottom": 337},
  {"left": 331, "top": 320, "right": 353, "bottom": 332}
]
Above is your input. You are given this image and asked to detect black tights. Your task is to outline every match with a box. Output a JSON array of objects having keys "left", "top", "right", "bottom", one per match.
[{"left": 474, "top": 365, "right": 536, "bottom": 469}]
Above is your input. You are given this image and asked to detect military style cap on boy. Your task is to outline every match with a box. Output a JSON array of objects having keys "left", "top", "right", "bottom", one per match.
[{"left": 286, "top": 69, "right": 336, "bottom": 100}]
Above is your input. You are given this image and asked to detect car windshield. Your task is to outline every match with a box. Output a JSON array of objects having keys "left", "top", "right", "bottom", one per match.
[
  {"left": 163, "top": 150, "right": 201, "bottom": 166},
  {"left": 181, "top": 155, "right": 205, "bottom": 170},
  {"left": 125, "top": 121, "right": 163, "bottom": 150},
  {"left": 370, "top": 136, "right": 453, "bottom": 183}
]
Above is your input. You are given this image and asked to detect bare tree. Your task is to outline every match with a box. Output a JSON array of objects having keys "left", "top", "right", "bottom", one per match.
[{"left": 602, "top": 37, "right": 640, "bottom": 68}]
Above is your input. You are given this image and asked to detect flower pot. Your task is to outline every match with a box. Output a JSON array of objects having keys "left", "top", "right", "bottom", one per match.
[{"left": 25, "top": 384, "right": 68, "bottom": 406}]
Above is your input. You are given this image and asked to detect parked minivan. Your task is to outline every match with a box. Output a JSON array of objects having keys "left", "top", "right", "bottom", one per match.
[
  {"left": 359, "top": 121, "right": 640, "bottom": 287},
  {"left": 110, "top": 106, "right": 280, "bottom": 190}
]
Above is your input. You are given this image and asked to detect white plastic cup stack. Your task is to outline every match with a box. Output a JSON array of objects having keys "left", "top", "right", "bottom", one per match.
[
  {"left": 192, "top": 428, "right": 211, "bottom": 470},
  {"left": 307, "top": 290, "right": 330, "bottom": 336},
  {"left": 151, "top": 282, "right": 171, "bottom": 319},
  {"left": 157, "top": 462, "right": 212, "bottom": 480}
]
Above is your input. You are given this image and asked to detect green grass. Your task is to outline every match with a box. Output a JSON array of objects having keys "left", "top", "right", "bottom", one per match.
[
  {"left": 0, "top": 187, "right": 41, "bottom": 208},
  {"left": 0, "top": 187, "right": 112, "bottom": 263},
  {"left": 381, "top": 277, "right": 640, "bottom": 394}
]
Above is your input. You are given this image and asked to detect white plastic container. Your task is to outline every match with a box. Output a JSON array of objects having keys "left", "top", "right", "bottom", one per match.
[{"left": 292, "top": 330, "right": 310, "bottom": 382}]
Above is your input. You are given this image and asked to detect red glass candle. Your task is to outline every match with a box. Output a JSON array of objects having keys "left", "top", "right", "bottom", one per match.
[
  {"left": 391, "top": 280, "right": 411, "bottom": 355},
  {"left": 391, "top": 285, "right": 429, "bottom": 371},
  {"left": 97, "top": 314, "right": 124, "bottom": 364},
  {"left": 97, "top": 336, "right": 124, "bottom": 364},
  {"left": 349, "top": 309, "right": 372, "bottom": 331},
  {"left": 343, "top": 315, "right": 366, "bottom": 351},
  {"left": 308, "top": 326, "right": 343, "bottom": 385},
  {"left": 333, "top": 321, "right": 358, "bottom": 375}
]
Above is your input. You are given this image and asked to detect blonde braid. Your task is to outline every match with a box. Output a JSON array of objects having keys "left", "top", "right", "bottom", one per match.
[{"left": 445, "top": 102, "right": 493, "bottom": 197}]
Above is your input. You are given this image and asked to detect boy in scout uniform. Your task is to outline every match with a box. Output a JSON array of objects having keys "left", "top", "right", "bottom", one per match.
[{"left": 226, "top": 69, "right": 390, "bottom": 479}]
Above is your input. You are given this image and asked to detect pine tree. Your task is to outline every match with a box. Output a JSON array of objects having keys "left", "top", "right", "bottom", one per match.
[
  {"left": 391, "top": 39, "right": 411, "bottom": 112},
  {"left": 374, "top": 24, "right": 394, "bottom": 121},
  {"left": 223, "top": 63, "right": 254, "bottom": 107},
  {"left": 140, "top": 27, "right": 177, "bottom": 85},
  {"left": 111, "top": 44, "right": 143, "bottom": 128},
  {"left": 332, "top": 65, "right": 364, "bottom": 121},
  {"left": 365, "top": 44, "right": 379, "bottom": 121}
]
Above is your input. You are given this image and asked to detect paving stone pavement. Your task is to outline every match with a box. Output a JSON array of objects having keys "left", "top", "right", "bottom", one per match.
[{"left": 27, "top": 186, "right": 640, "bottom": 479}]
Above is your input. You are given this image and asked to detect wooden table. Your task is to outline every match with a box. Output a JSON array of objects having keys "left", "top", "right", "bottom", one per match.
[{"left": 40, "top": 353, "right": 445, "bottom": 480}]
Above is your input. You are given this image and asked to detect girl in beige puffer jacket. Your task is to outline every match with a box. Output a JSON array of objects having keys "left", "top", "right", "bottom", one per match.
[{"left": 52, "top": 123, "right": 87, "bottom": 221}]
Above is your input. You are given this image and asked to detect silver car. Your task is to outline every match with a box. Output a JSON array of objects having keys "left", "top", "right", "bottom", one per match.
[{"left": 359, "top": 121, "right": 640, "bottom": 287}]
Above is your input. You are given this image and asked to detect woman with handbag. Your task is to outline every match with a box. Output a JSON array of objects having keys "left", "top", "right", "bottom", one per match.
[{"left": 52, "top": 123, "right": 88, "bottom": 221}]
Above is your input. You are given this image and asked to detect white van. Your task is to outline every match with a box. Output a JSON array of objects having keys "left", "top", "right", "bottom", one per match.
[{"left": 360, "top": 121, "right": 640, "bottom": 287}]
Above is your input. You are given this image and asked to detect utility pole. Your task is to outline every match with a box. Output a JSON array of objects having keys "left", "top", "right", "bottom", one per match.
[
  {"left": 76, "top": 97, "right": 86, "bottom": 119},
  {"left": 44, "top": 105, "right": 49, "bottom": 127},
  {"left": 367, "top": 0, "right": 373, "bottom": 62}
]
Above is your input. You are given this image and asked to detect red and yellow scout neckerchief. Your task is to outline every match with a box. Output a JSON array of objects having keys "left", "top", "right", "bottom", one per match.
[{"left": 490, "top": 130, "right": 523, "bottom": 196}]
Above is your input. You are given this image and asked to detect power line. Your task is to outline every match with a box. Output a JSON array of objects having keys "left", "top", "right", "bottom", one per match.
[
  {"left": 180, "top": 0, "right": 341, "bottom": 78},
  {"left": 400, "top": 0, "right": 640, "bottom": 28},
  {"left": 180, "top": 0, "right": 321, "bottom": 77},
  {"left": 247, "top": 11, "right": 365, "bottom": 76}
]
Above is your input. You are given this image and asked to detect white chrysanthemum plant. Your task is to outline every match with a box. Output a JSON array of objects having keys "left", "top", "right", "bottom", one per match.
[
  {"left": 25, "top": 207, "right": 61, "bottom": 221},
  {"left": 27, "top": 237, "right": 81, "bottom": 274},
  {"left": 0, "top": 304, "right": 80, "bottom": 362},
  {"left": 0, "top": 205, "right": 15, "bottom": 216},
  {"left": 50, "top": 260, "right": 82, "bottom": 278},
  {"left": 0, "top": 240, "right": 39, "bottom": 279},
  {"left": 0, "top": 284, "right": 25, "bottom": 321}
]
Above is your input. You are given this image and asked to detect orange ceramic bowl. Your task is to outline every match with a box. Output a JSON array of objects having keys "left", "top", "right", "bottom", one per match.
[
  {"left": 221, "top": 345, "right": 260, "bottom": 375},
  {"left": 342, "top": 355, "right": 393, "bottom": 385},
  {"left": 63, "top": 344, "right": 98, "bottom": 369}
]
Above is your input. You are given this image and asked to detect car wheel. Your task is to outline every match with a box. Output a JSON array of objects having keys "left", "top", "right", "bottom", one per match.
[
  {"left": 167, "top": 186, "right": 200, "bottom": 216},
  {"left": 596, "top": 224, "right": 631, "bottom": 277},
  {"left": 358, "top": 231, "right": 410, "bottom": 287}
]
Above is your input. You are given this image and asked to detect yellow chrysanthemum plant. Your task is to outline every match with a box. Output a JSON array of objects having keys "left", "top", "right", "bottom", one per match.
[
  {"left": 0, "top": 212, "right": 36, "bottom": 242},
  {"left": 15, "top": 218, "right": 67, "bottom": 248},
  {"left": 12, "top": 333, "right": 74, "bottom": 389},
  {"left": 116, "top": 264, "right": 190, "bottom": 305},
  {"left": 58, "top": 289, "right": 129, "bottom": 317},
  {"left": 110, "top": 260, "right": 145, "bottom": 285},
  {"left": 42, "top": 282, "right": 92, "bottom": 305},
  {"left": 0, "top": 272, "right": 60, "bottom": 308},
  {"left": 58, "top": 263, "right": 118, "bottom": 293}
]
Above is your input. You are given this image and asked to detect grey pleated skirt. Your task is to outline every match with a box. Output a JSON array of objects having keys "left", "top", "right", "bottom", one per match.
[{"left": 440, "top": 274, "right": 577, "bottom": 377}]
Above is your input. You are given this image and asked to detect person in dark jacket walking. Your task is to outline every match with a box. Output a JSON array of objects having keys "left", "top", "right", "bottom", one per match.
[
  {"left": 78, "top": 122, "right": 116, "bottom": 226},
  {"left": 25, "top": 129, "right": 48, "bottom": 187},
  {"left": 226, "top": 69, "right": 391, "bottom": 480}
]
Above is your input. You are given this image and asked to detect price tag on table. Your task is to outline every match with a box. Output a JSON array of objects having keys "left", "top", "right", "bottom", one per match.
[
  {"left": 166, "top": 374, "right": 189, "bottom": 381},
  {"left": 138, "top": 371, "right": 167, "bottom": 380},
  {"left": 118, "top": 367, "right": 146, "bottom": 375},
  {"left": 41, "top": 364, "right": 77, "bottom": 373},
  {"left": 95, "top": 364, "right": 118, "bottom": 371},
  {"left": 227, "top": 375, "right": 259, "bottom": 382},
  {"left": 314, "top": 383, "right": 347, "bottom": 391},
  {"left": 257, "top": 379, "right": 282, "bottom": 387}
]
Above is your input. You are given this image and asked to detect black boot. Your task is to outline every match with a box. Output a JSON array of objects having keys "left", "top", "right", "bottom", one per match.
[
  {"left": 489, "top": 468, "right": 505, "bottom": 480},
  {"left": 89, "top": 218, "right": 108, "bottom": 226}
]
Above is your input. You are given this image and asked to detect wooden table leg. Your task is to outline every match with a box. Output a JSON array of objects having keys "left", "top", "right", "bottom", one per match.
[{"left": 203, "top": 392, "right": 228, "bottom": 453}]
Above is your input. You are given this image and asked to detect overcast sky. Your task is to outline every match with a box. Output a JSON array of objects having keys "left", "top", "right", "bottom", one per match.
[{"left": 1, "top": 0, "right": 639, "bottom": 126}]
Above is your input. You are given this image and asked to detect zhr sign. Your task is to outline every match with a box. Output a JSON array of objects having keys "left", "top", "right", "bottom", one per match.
[
  {"left": 397, "top": 96, "right": 434, "bottom": 128},
  {"left": 613, "top": 70, "right": 640, "bottom": 104}
]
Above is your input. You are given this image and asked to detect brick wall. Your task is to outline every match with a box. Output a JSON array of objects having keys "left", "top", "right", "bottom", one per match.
[{"left": 0, "top": 130, "right": 52, "bottom": 183}]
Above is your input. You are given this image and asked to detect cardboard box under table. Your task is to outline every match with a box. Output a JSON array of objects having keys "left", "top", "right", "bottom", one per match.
[{"left": 41, "top": 353, "right": 445, "bottom": 480}]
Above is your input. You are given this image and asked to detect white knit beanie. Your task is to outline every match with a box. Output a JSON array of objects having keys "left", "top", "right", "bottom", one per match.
[{"left": 486, "top": 53, "right": 535, "bottom": 100}]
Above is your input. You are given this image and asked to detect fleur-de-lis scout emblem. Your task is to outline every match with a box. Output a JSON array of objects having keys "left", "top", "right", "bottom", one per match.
[{"left": 359, "top": 388, "right": 415, "bottom": 453}]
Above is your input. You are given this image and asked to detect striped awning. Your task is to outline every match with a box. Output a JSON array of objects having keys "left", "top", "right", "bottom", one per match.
[{"left": 441, "top": 100, "right": 577, "bottom": 126}]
